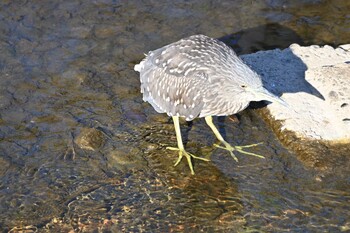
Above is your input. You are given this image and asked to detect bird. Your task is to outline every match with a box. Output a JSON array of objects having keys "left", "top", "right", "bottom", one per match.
[{"left": 134, "top": 34, "right": 286, "bottom": 175}]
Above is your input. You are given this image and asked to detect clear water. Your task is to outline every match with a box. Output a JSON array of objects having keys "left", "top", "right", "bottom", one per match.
[{"left": 0, "top": 0, "right": 349, "bottom": 232}]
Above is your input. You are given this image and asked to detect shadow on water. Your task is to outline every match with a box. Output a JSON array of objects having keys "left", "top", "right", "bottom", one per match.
[{"left": 219, "top": 23, "right": 305, "bottom": 55}]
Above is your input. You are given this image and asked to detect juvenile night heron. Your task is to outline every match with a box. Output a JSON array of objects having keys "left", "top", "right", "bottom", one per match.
[{"left": 134, "top": 34, "right": 286, "bottom": 174}]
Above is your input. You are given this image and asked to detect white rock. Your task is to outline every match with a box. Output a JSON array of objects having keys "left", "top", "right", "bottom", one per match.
[{"left": 241, "top": 44, "right": 350, "bottom": 143}]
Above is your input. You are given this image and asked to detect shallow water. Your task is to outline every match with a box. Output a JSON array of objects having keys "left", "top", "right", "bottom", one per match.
[{"left": 0, "top": 0, "right": 349, "bottom": 232}]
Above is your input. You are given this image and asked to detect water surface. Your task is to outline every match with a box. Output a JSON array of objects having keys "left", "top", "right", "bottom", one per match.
[{"left": 0, "top": 0, "right": 349, "bottom": 232}]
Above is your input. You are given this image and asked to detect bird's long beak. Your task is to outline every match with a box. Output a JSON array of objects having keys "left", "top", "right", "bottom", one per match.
[{"left": 256, "top": 88, "right": 289, "bottom": 107}]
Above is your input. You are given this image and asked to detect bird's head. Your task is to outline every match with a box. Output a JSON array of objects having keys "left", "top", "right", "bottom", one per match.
[
  {"left": 225, "top": 55, "right": 287, "bottom": 106},
  {"left": 248, "top": 85, "right": 287, "bottom": 106},
  {"left": 234, "top": 72, "right": 287, "bottom": 107}
]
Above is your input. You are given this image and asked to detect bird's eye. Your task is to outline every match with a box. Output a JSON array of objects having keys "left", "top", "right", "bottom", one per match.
[{"left": 241, "top": 85, "right": 247, "bottom": 88}]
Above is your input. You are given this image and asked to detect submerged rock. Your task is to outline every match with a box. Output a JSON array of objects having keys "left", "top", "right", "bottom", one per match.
[{"left": 75, "top": 128, "right": 105, "bottom": 151}]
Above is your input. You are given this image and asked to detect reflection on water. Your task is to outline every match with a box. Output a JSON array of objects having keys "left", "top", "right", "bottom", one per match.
[{"left": 0, "top": 0, "right": 349, "bottom": 232}]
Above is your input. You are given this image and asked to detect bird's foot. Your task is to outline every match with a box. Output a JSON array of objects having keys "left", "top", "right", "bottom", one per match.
[
  {"left": 166, "top": 147, "right": 210, "bottom": 175},
  {"left": 213, "top": 141, "right": 264, "bottom": 161}
]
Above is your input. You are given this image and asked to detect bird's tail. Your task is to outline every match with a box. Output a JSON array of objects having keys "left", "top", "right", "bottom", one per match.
[{"left": 134, "top": 58, "right": 146, "bottom": 72}]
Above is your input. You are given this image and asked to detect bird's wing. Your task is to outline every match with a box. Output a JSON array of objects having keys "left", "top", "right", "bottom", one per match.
[
  {"left": 137, "top": 36, "right": 235, "bottom": 119},
  {"left": 139, "top": 41, "right": 213, "bottom": 120}
]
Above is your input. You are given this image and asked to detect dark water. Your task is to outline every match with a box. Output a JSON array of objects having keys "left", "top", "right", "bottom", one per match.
[{"left": 0, "top": 0, "right": 349, "bottom": 232}]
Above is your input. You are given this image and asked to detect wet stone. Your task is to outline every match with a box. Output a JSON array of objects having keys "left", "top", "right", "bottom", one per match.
[
  {"left": 34, "top": 40, "right": 60, "bottom": 53},
  {"left": 104, "top": 145, "right": 147, "bottom": 173},
  {"left": 123, "top": 43, "right": 146, "bottom": 61},
  {"left": 121, "top": 99, "right": 147, "bottom": 124},
  {"left": 69, "top": 26, "right": 93, "bottom": 39},
  {"left": 60, "top": 69, "right": 87, "bottom": 87},
  {"left": 75, "top": 128, "right": 105, "bottom": 151},
  {"left": 0, "top": 157, "right": 10, "bottom": 177},
  {"left": 16, "top": 38, "right": 37, "bottom": 54},
  {"left": 94, "top": 25, "right": 121, "bottom": 39}
]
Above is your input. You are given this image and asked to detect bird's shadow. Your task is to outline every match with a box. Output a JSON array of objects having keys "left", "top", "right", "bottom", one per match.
[
  {"left": 219, "top": 23, "right": 325, "bottom": 100},
  {"left": 241, "top": 47, "right": 325, "bottom": 100}
]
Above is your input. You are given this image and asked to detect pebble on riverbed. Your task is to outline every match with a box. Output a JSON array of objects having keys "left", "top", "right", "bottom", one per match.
[{"left": 75, "top": 128, "right": 105, "bottom": 151}]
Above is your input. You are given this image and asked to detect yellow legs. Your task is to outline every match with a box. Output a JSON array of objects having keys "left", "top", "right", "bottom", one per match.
[
  {"left": 205, "top": 116, "right": 264, "bottom": 161},
  {"left": 166, "top": 116, "right": 209, "bottom": 175},
  {"left": 166, "top": 116, "right": 264, "bottom": 175}
]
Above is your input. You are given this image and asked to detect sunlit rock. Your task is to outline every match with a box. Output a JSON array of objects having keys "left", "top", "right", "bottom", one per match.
[{"left": 242, "top": 44, "right": 350, "bottom": 143}]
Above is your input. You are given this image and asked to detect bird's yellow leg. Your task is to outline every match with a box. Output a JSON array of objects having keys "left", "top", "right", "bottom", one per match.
[
  {"left": 204, "top": 116, "right": 265, "bottom": 161},
  {"left": 166, "top": 116, "right": 209, "bottom": 175}
]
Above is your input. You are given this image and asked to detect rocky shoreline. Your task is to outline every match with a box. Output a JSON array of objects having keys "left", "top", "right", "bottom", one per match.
[{"left": 242, "top": 44, "right": 350, "bottom": 169}]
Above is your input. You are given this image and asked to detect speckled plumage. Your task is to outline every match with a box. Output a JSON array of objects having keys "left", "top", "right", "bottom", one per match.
[
  {"left": 134, "top": 34, "right": 286, "bottom": 174},
  {"left": 135, "top": 34, "right": 270, "bottom": 121}
]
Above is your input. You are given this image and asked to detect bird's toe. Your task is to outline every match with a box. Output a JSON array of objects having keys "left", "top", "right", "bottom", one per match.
[
  {"left": 214, "top": 141, "right": 265, "bottom": 160},
  {"left": 166, "top": 147, "right": 209, "bottom": 175}
]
